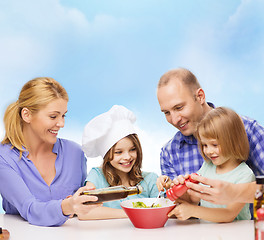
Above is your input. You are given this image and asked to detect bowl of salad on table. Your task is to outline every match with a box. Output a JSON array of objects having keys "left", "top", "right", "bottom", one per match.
[{"left": 121, "top": 198, "right": 176, "bottom": 229}]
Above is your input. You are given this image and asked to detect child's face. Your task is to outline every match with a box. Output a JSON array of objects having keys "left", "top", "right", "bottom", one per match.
[
  {"left": 110, "top": 137, "right": 137, "bottom": 174},
  {"left": 200, "top": 136, "right": 229, "bottom": 167}
]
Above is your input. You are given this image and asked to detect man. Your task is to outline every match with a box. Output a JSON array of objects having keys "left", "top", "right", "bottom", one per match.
[{"left": 156, "top": 68, "right": 264, "bottom": 204}]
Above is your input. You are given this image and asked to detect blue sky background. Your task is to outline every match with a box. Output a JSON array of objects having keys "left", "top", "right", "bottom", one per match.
[{"left": 0, "top": 1, "right": 264, "bottom": 211}]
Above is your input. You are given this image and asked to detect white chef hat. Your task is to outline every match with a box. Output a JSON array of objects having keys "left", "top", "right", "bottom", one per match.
[{"left": 82, "top": 105, "right": 137, "bottom": 158}]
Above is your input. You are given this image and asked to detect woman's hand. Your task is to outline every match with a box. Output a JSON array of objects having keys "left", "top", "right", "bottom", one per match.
[
  {"left": 85, "top": 181, "right": 96, "bottom": 189},
  {"left": 156, "top": 175, "right": 172, "bottom": 191},
  {"left": 61, "top": 186, "right": 101, "bottom": 216}
]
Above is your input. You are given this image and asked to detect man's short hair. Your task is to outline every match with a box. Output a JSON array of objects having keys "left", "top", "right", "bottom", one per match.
[{"left": 158, "top": 68, "right": 201, "bottom": 93}]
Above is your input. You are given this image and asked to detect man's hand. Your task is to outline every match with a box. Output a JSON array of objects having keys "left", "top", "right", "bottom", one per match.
[{"left": 185, "top": 174, "right": 237, "bottom": 205}]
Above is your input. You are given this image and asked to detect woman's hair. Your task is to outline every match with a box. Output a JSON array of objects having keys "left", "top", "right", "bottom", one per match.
[
  {"left": 2, "top": 77, "right": 69, "bottom": 156},
  {"left": 102, "top": 134, "right": 144, "bottom": 186},
  {"left": 196, "top": 107, "right": 249, "bottom": 162}
]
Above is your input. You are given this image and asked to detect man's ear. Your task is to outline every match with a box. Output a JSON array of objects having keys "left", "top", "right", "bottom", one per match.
[
  {"left": 195, "top": 88, "right": 206, "bottom": 104},
  {"left": 21, "top": 108, "right": 32, "bottom": 123}
]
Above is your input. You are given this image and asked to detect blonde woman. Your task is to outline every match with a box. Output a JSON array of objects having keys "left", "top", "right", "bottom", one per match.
[
  {"left": 168, "top": 107, "right": 255, "bottom": 222},
  {"left": 0, "top": 77, "right": 98, "bottom": 226}
]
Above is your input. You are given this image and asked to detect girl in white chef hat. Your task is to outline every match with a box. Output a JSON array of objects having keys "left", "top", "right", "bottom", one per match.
[{"left": 79, "top": 105, "right": 159, "bottom": 220}]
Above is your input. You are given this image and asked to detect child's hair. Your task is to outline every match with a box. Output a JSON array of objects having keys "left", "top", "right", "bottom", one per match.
[
  {"left": 196, "top": 107, "right": 249, "bottom": 162},
  {"left": 102, "top": 134, "right": 144, "bottom": 186},
  {"left": 2, "top": 77, "right": 68, "bottom": 156}
]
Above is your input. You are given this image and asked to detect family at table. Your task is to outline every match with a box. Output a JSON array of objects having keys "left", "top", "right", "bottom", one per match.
[{"left": 0, "top": 68, "right": 263, "bottom": 227}]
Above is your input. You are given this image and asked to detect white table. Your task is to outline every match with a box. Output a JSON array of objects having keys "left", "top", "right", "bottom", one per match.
[{"left": 0, "top": 214, "right": 254, "bottom": 240}]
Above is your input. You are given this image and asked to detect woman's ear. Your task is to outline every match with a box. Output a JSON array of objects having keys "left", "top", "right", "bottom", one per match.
[
  {"left": 21, "top": 107, "right": 32, "bottom": 123},
  {"left": 195, "top": 88, "right": 206, "bottom": 105}
]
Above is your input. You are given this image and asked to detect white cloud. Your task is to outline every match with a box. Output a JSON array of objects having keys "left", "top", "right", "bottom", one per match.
[
  {"left": 0, "top": 122, "right": 4, "bottom": 141},
  {"left": 0, "top": 0, "right": 120, "bottom": 122},
  {"left": 0, "top": 1, "right": 87, "bottom": 107},
  {"left": 0, "top": 36, "right": 52, "bottom": 79},
  {"left": 59, "top": 122, "right": 171, "bottom": 175},
  {"left": 227, "top": 0, "right": 264, "bottom": 26},
  {"left": 136, "top": 127, "right": 169, "bottom": 175},
  {"left": 0, "top": 0, "right": 134, "bottom": 102},
  {"left": 171, "top": 0, "right": 264, "bottom": 112},
  {"left": 251, "top": 80, "right": 264, "bottom": 94},
  {"left": 0, "top": 0, "right": 169, "bottom": 177}
]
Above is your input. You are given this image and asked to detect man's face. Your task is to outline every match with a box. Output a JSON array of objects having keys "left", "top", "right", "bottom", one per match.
[{"left": 157, "top": 80, "right": 205, "bottom": 136}]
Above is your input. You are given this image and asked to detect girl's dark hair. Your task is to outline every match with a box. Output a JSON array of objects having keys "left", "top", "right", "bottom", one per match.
[{"left": 102, "top": 134, "right": 143, "bottom": 186}]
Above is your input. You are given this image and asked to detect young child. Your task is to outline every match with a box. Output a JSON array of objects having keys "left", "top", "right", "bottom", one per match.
[
  {"left": 80, "top": 105, "right": 159, "bottom": 220},
  {"left": 168, "top": 107, "right": 255, "bottom": 222}
]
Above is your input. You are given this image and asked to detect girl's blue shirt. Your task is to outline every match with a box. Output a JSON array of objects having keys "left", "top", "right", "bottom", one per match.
[{"left": 86, "top": 167, "right": 159, "bottom": 209}]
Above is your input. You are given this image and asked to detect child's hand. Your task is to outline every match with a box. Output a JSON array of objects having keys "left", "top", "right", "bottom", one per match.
[
  {"left": 168, "top": 199, "right": 193, "bottom": 220},
  {"left": 172, "top": 174, "right": 190, "bottom": 186},
  {"left": 156, "top": 175, "right": 172, "bottom": 191}
]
